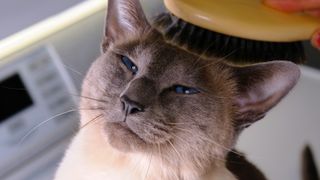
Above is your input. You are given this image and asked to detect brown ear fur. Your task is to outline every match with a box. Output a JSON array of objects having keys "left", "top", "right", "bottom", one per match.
[
  {"left": 232, "top": 61, "right": 300, "bottom": 129},
  {"left": 102, "top": 0, "right": 151, "bottom": 52}
]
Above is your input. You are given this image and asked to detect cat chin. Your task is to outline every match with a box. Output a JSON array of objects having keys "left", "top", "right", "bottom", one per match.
[{"left": 103, "top": 121, "right": 150, "bottom": 152}]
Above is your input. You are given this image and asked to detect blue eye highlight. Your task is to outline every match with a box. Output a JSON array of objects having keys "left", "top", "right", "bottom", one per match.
[
  {"left": 121, "top": 55, "right": 138, "bottom": 74},
  {"left": 174, "top": 85, "right": 200, "bottom": 95}
]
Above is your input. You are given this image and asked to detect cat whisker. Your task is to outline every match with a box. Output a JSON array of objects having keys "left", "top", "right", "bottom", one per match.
[
  {"left": 122, "top": 148, "right": 145, "bottom": 180},
  {"left": 70, "top": 93, "right": 108, "bottom": 103},
  {"left": 212, "top": 95, "right": 231, "bottom": 99},
  {"left": 19, "top": 107, "right": 104, "bottom": 145},
  {"left": 63, "top": 64, "right": 110, "bottom": 96},
  {"left": 19, "top": 109, "right": 78, "bottom": 144},
  {"left": 186, "top": 41, "right": 216, "bottom": 74},
  {"left": 175, "top": 126, "right": 227, "bottom": 147},
  {"left": 157, "top": 143, "right": 163, "bottom": 167},
  {"left": 201, "top": 91, "right": 232, "bottom": 100},
  {"left": 189, "top": 48, "right": 238, "bottom": 76},
  {"left": 149, "top": 37, "right": 163, "bottom": 54},
  {"left": 165, "top": 122, "right": 196, "bottom": 126},
  {"left": 157, "top": 142, "right": 175, "bottom": 177},
  {"left": 170, "top": 133, "right": 230, "bottom": 163},
  {"left": 79, "top": 114, "right": 104, "bottom": 130},
  {"left": 144, "top": 148, "right": 153, "bottom": 180},
  {"left": 170, "top": 133, "right": 188, "bottom": 145},
  {"left": 62, "top": 64, "right": 109, "bottom": 94},
  {"left": 156, "top": 143, "right": 165, "bottom": 178},
  {"left": 79, "top": 105, "right": 106, "bottom": 110},
  {"left": 167, "top": 140, "right": 182, "bottom": 160},
  {"left": 62, "top": 64, "right": 86, "bottom": 78},
  {"left": 174, "top": 127, "right": 242, "bottom": 157},
  {"left": 81, "top": 76, "right": 111, "bottom": 97},
  {"left": 124, "top": 120, "right": 232, "bottom": 161}
]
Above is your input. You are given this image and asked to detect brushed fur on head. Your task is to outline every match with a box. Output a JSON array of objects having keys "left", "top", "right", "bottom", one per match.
[{"left": 56, "top": 0, "right": 300, "bottom": 179}]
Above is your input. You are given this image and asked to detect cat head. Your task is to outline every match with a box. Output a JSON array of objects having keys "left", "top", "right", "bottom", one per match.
[{"left": 81, "top": 0, "right": 300, "bottom": 170}]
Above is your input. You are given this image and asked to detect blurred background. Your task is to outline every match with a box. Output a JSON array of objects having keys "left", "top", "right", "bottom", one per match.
[
  {"left": 0, "top": 0, "right": 84, "bottom": 40},
  {"left": 0, "top": 0, "right": 319, "bottom": 180}
]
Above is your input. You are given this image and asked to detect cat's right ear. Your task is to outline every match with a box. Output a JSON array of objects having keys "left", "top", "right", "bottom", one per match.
[
  {"left": 232, "top": 61, "right": 300, "bottom": 130},
  {"left": 101, "top": 0, "right": 151, "bottom": 52}
]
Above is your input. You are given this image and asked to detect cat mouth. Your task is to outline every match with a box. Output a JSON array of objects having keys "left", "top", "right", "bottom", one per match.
[
  {"left": 110, "top": 121, "right": 147, "bottom": 142},
  {"left": 117, "top": 121, "right": 136, "bottom": 134},
  {"left": 106, "top": 118, "right": 172, "bottom": 146}
]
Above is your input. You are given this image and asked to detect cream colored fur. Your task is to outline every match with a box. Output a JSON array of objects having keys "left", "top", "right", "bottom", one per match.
[{"left": 55, "top": 113, "right": 237, "bottom": 180}]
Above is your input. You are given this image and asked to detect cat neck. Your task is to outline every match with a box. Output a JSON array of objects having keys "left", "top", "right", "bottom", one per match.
[
  {"left": 126, "top": 152, "right": 237, "bottom": 180},
  {"left": 78, "top": 125, "right": 236, "bottom": 180}
]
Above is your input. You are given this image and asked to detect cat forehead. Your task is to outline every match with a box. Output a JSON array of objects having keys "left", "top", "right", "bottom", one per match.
[
  {"left": 111, "top": 33, "right": 211, "bottom": 76},
  {"left": 137, "top": 50, "right": 200, "bottom": 83}
]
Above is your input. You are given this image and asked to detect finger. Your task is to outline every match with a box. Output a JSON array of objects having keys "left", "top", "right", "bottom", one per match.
[
  {"left": 310, "top": 28, "right": 320, "bottom": 50},
  {"left": 264, "top": 0, "right": 320, "bottom": 12},
  {"left": 305, "top": 9, "right": 320, "bottom": 17}
]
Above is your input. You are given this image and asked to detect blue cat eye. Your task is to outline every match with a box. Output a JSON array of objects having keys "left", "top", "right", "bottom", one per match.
[
  {"left": 174, "top": 85, "right": 200, "bottom": 95},
  {"left": 121, "top": 55, "right": 138, "bottom": 74}
]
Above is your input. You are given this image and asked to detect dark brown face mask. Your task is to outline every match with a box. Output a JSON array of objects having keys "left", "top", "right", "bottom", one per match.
[{"left": 79, "top": 0, "right": 300, "bottom": 175}]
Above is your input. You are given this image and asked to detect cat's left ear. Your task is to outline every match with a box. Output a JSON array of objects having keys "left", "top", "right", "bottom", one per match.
[
  {"left": 102, "top": 0, "right": 151, "bottom": 52},
  {"left": 232, "top": 61, "right": 300, "bottom": 129}
]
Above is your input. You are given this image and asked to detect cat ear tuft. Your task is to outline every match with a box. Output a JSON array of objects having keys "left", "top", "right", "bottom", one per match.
[
  {"left": 233, "top": 61, "right": 300, "bottom": 129},
  {"left": 101, "top": 0, "right": 151, "bottom": 52}
]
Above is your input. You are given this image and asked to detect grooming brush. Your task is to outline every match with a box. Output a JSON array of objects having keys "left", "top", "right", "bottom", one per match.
[{"left": 154, "top": 0, "right": 320, "bottom": 63}]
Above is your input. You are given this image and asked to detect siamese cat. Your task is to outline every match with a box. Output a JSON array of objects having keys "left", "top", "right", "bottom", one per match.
[{"left": 55, "top": 0, "right": 300, "bottom": 179}]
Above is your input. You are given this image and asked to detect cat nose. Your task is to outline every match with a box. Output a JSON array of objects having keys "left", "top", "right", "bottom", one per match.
[{"left": 120, "top": 95, "right": 144, "bottom": 114}]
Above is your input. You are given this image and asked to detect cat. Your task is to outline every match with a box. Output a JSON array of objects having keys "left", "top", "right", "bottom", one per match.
[{"left": 54, "top": 0, "right": 300, "bottom": 179}]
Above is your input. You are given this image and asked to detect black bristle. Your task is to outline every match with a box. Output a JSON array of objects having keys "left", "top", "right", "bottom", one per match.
[{"left": 153, "top": 13, "right": 306, "bottom": 64}]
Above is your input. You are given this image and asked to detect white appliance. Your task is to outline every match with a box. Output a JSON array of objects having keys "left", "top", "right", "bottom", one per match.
[
  {"left": 0, "top": 1, "right": 106, "bottom": 179},
  {"left": 0, "top": 46, "right": 77, "bottom": 180}
]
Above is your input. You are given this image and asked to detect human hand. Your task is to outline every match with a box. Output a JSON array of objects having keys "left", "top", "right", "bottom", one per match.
[{"left": 264, "top": 0, "right": 320, "bottom": 50}]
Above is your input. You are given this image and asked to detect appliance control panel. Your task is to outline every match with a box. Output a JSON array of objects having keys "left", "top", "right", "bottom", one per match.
[{"left": 0, "top": 46, "right": 78, "bottom": 177}]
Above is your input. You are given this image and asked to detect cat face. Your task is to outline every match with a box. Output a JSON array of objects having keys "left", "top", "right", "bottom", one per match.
[
  {"left": 83, "top": 30, "right": 236, "bottom": 156},
  {"left": 80, "top": 0, "right": 300, "bottom": 166}
]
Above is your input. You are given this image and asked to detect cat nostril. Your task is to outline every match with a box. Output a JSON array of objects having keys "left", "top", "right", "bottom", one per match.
[
  {"left": 120, "top": 95, "right": 144, "bottom": 115},
  {"left": 129, "top": 107, "right": 143, "bottom": 114}
]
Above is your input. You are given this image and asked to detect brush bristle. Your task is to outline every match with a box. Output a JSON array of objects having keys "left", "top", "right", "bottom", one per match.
[{"left": 153, "top": 13, "right": 306, "bottom": 64}]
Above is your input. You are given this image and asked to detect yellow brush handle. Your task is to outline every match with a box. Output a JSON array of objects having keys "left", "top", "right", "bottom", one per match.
[{"left": 164, "top": 0, "right": 320, "bottom": 42}]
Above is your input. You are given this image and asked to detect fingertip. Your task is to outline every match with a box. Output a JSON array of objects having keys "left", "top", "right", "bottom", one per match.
[
  {"left": 311, "top": 29, "right": 320, "bottom": 51},
  {"left": 263, "top": 0, "right": 303, "bottom": 12},
  {"left": 263, "top": 0, "right": 288, "bottom": 11},
  {"left": 305, "top": 9, "right": 320, "bottom": 17}
]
